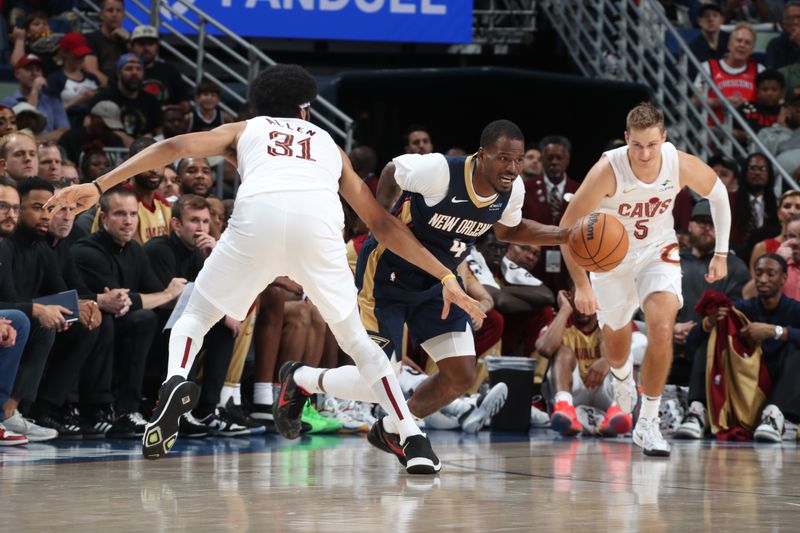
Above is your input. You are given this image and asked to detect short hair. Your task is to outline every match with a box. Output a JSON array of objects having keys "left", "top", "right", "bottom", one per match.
[
  {"left": 196, "top": 79, "right": 220, "bottom": 97},
  {"left": 524, "top": 143, "right": 540, "bottom": 153},
  {"left": 176, "top": 157, "right": 210, "bottom": 174},
  {"left": 539, "top": 135, "right": 572, "bottom": 153},
  {"left": 63, "top": 159, "right": 77, "bottom": 168},
  {"left": 80, "top": 149, "right": 110, "bottom": 182},
  {"left": 17, "top": 177, "right": 54, "bottom": 200},
  {"left": 24, "top": 11, "right": 49, "bottom": 31},
  {"left": 99, "top": 0, "right": 123, "bottom": 10},
  {"left": 128, "top": 136, "right": 157, "bottom": 158},
  {"left": 99, "top": 185, "right": 136, "bottom": 214},
  {"left": 732, "top": 22, "right": 757, "bottom": 41},
  {"left": 0, "top": 176, "right": 18, "bottom": 190},
  {"left": 707, "top": 154, "right": 740, "bottom": 176},
  {"left": 0, "top": 130, "right": 36, "bottom": 159},
  {"left": 757, "top": 69, "right": 785, "bottom": 88},
  {"left": 626, "top": 102, "right": 665, "bottom": 132},
  {"left": 479, "top": 120, "right": 524, "bottom": 150},
  {"left": 403, "top": 124, "right": 430, "bottom": 146},
  {"left": 172, "top": 194, "right": 210, "bottom": 221},
  {"left": 249, "top": 64, "right": 317, "bottom": 118},
  {"left": 756, "top": 253, "right": 788, "bottom": 273}
]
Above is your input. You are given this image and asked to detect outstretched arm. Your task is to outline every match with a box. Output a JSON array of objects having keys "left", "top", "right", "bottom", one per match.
[
  {"left": 558, "top": 157, "right": 616, "bottom": 314},
  {"left": 494, "top": 218, "right": 571, "bottom": 246},
  {"left": 338, "top": 148, "right": 484, "bottom": 322},
  {"left": 44, "top": 122, "right": 245, "bottom": 215}
]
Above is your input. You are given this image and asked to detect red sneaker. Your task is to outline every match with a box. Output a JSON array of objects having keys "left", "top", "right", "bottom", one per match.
[
  {"left": 550, "top": 401, "right": 582, "bottom": 436},
  {"left": 0, "top": 424, "right": 28, "bottom": 446},
  {"left": 599, "top": 403, "right": 633, "bottom": 437}
]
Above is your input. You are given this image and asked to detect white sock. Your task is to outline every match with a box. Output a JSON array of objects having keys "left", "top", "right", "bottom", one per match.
[
  {"left": 232, "top": 384, "right": 241, "bottom": 405},
  {"left": 166, "top": 290, "right": 224, "bottom": 381},
  {"left": 640, "top": 395, "right": 661, "bottom": 420},
  {"left": 554, "top": 391, "right": 573, "bottom": 405},
  {"left": 294, "top": 366, "right": 325, "bottom": 394},
  {"left": 254, "top": 382, "right": 273, "bottom": 405},
  {"left": 320, "top": 366, "right": 379, "bottom": 402},
  {"left": 219, "top": 385, "right": 235, "bottom": 407},
  {"left": 609, "top": 357, "right": 633, "bottom": 381}
]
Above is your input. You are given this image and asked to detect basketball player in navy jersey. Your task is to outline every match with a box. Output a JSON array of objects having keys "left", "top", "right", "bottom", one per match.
[
  {"left": 44, "top": 64, "right": 486, "bottom": 474},
  {"left": 559, "top": 103, "right": 731, "bottom": 456},
  {"left": 284, "top": 120, "right": 573, "bottom": 465}
]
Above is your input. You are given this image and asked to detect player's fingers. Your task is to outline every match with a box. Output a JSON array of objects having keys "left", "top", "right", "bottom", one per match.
[{"left": 441, "top": 298, "right": 451, "bottom": 320}]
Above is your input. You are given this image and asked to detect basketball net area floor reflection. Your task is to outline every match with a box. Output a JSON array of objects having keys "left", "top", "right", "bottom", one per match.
[{"left": 2, "top": 430, "right": 799, "bottom": 532}]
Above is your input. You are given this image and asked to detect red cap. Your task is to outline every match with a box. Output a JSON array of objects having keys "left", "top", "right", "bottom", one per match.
[
  {"left": 60, "top": 33, "right": 92, "bottom": 57},
  {"left": 15, "top": 53, "right": 43, "bottom": 69}
]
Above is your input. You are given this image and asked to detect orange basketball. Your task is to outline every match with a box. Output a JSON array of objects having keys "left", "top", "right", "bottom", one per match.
[{"left": 568, "top": 212, "right": 629, "bottom": 272}]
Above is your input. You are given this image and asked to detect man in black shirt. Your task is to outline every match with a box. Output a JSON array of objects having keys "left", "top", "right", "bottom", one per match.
[
  {"left": 145, "top": 195, "right": 257, "bottom": 435},
  {"left": 73, "top": 186, "right": 186, "bottom": 436},
  {"left": 93, "top": 53, "right": 161, "bottom": 138},
  {"left": 3, "top": 178, "right": 103, "bottom": 439},
  {"left": 129, "top": 25, "right": 192, "bottom": 112}
]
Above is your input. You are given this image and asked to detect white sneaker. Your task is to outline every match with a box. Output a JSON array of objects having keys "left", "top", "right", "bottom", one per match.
[
  {"left": 530, "top": 404, "right": 550, "bottom": 428},
  {"left": 658, "top": 399, "right": 684, "bottom": 434},
  {"left": 424, "top": 411, "right": 461, "bottom": 430},
  {"left": 3, "top": 410, "right": 58, "bottom": 442},
  {"left": 612, "top": 374, "right": 638, "bottom": 414},
  {"left": 632, "top": 417, "right": 671, "bottom": 456},
  {"left": 674, "top": 401, "right": 706, "bottom": 440},
  {"left": 754, "top": 404, "right": 784, "bottom": 443},
  {"left": 461, "top": 382, "right": 508, "bottom": 434},
  {"left": 319, "top": 397, "right": 369, "bottom": 433}
]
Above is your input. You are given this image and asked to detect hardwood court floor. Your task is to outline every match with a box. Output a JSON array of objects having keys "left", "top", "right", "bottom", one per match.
[{"left": 2, "top": 430, "right": 799, "bottom": 532}]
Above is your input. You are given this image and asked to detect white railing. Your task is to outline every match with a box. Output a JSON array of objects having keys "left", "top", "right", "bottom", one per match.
[{"left": 540, "top": 0, "right": 799, "bottom": 191}]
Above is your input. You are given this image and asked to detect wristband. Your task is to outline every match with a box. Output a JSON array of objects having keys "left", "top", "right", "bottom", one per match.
[
  {"left": 92, "top": 180, "right": 104, "bottom": 195},
  {"left": 441, "top": 273, "right": 456, "bottom": 285}
]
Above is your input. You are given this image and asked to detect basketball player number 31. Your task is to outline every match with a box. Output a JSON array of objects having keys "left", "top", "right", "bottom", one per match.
[{"left": 267, "top": 131, "right": 315, "bottom": 161}]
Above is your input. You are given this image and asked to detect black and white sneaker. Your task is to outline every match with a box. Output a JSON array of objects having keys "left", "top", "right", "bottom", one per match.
[
  {"left": 83, "top": 407, "right": 114, "bottom": 438},
  {"left": 754, "top": 404, "right": 784, "bottom": 443},
  {"left": 403, "top": 434, "right": 442, "bottom": 474},
  {"left": 461, "top": 382, "right": 508, "bottom": 434},
  {"left": 674, "top": 401, "right": 707, "bottom": 440},
  {"left": 179, "top": 413, "right": 211, "bottom": 438},
  {"left": 273, "top": 361, "right": 310, "bottom": 440},
  {"left": 142, "top": 376, "right": 200, "bottom": 460},
  {"left": 367, "top": 417, "right": 407, "bottom": 466},
  {"left": 37, "top": 410, "right": 83, "bottom": 440},
  {"left": 220, "top": 399, "right": 266, "bottom": 435},
  {"left": 198, "top": 408, "right": 250, "bottom": 437},
  {"left": 109, "top": 412, "right": 147, "bottom": 439}
]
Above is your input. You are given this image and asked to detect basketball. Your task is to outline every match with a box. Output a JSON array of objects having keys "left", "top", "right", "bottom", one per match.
[{"left": 568, "top": 212, "right": 629, "bottom": 272}]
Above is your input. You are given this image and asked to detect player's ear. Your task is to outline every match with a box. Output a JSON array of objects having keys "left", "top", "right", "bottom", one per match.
[
  {"left": 661, "top": 128, "right": 668, "bottom": 142},
  {"left": 623, "top": 131, "right": 629, "bottom": 144}
]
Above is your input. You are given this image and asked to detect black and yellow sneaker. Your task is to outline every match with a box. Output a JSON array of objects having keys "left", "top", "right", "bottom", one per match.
[
  {"left": 273, "top": 361, "right": 310, "bottom": 439},
  {"left": 142, "top": 376, "right": 199, "bottom": 460},
  {"left": 367, "top": 417, "right": 406, "bottom": 466}
]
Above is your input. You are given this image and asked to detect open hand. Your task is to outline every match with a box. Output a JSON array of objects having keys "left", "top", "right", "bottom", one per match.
[{"left": 441, "top": 276, "right": 486, "bottom": 323}]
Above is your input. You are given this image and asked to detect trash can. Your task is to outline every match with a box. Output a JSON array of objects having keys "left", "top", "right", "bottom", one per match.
[{"left": 485, "top": 356, "right": 537, "bottom": 432}]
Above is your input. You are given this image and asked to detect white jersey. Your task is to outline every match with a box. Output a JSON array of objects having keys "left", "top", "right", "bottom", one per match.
[
  {"left": 597, "top": 142, "right": 681, "bottom": 252},
  {"left": 235, "top": 116, "right": 343, "bottom": 200}
]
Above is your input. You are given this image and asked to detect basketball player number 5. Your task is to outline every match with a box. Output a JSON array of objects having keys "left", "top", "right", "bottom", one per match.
[
  {"left": 267, "top": 131, "right": 315, "bottom": 161},
  {"left": 450, "top": 239, "right": 467, "bottom": 258},
  {"left": 634, "top": 220, "right": 649, "bottom": 240}
]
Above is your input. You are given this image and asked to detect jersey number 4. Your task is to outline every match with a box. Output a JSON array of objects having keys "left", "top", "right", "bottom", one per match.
[
  {"left": 450, "top": 239, "right": 467, "bottom": 258},
  {"left": 267, "top": 131, "right": 315, "bottom": 161}
]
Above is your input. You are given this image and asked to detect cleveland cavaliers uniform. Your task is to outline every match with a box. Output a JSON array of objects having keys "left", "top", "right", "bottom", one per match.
[
  {"left": 355, "top": 153, "right": 524, "bottom": 361},
  {"left": 193, "top": 116, "right": 352, "bottom": 322},
  {"left": 591, "top": 142, "right": 683, "bottom": 330}
]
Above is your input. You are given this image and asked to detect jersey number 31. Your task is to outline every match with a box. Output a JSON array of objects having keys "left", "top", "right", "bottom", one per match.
[{"left": 267, "top": 131, "right": 315, "bottom": 161}]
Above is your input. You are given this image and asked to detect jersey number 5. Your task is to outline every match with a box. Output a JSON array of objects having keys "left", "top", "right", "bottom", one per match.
[
  {"left": 267, "top": 131, "right": 315, "bottom": 161},
  {"left": 633, "top": 219, "right": 649, "bottom": 240}
]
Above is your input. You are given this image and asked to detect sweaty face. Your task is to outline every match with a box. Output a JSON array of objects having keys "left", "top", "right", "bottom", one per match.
[
  {"left": 625, "top": 126, "right": 665, "bottom": 171},
  {"left": 0, "top": 185, "right": 20, "bottom": 237},
  {"left": 479, "top": 136, "right": 524, "bottom": 194},
  {"left": 20, "top": 189, "right": 53, "bottom": 238},
  {"left": 3, "top": 135, "right": 38, "bottom": 180},
  {"left": 405, "top": 130, "right": 433, "bottom": 155}
]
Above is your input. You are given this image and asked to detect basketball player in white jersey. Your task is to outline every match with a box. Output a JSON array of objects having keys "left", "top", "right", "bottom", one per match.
[
  {"left": 44, "top": 64, "right": 486, "bottom": 474},
  {"left": 559, "top": 103, "right": 731, "bottom": 455}
]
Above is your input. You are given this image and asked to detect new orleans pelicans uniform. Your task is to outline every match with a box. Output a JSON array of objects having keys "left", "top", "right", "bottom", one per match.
[
  {"left": 355, "top": 153, "right": 524, "bottom": 362},
  {"left": 193, "top": 116, "right": 353, "bottom": 322},
  {"left": 591, "top": 142, "right": 683, "bottom": 330}
]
